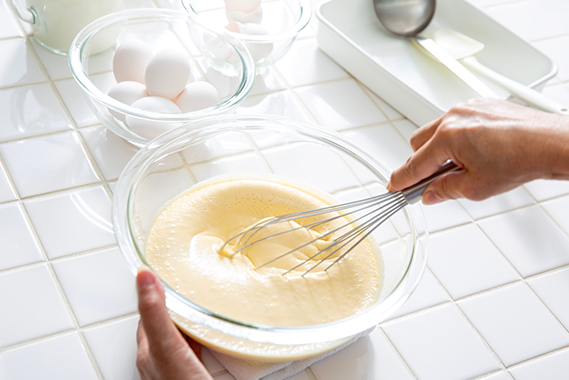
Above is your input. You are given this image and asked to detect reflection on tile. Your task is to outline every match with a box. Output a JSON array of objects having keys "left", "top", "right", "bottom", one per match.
[
  {"left": 342, "top": 124, "right": 413, "bottom": 171},
  {"left": 25, "top": 186, "right": 114, "bottom": 258},
  {"left": 83, "top": 316, "right": 141, "bottom": 380},
  {"left": 53, "top": 248, "right": 136, "bottom": 326},
  {"left": 0, "top": 203, "right": 43, "bottom": 271},
  {"left": 0, "top": 39, "right": 45, "bottom": 88},
  {"left": 528, "top": 267, "right": 569, "bottom": 331},
  {"left": 0, "top": 333, "right": 98, "bottom": 380},
  {"left": 428, "top": 224, "right": 519, "bottom": 299},
  {"left": 0, "top": 264, "right": 74, "bottom": 349},
  {"left": 236, "top": 91, "right": 311, "bottom": 121},
  {"left": 0, "top": 165, "right": 16, "bottom": 203},
  {"left": 0, "top": 83, "right": 72, "bottom": 141},
  {"left": 190, "top": 153, "right": 269, "bottom": 183},
  {"left": 249, "top": 67, "right": 286, "bottom": 96},
  {"left": 80, "top": 126, "right": 139, "bottom": 180},
  {"left": 0, "top": 132, "right": 99, "bottom": 197},
  {"left": 311, "top": 329, "right": 414, "bottom": 380},
  {"left": 458, "top": 187, "right": 535, "bottom": 220},
  {"left": 182, "top": 131, "right": 253, "bottom": 164},
  {"left": 275, "top": 39, "right": 348, "bottom": 88},
  {"left": 479, "top": 206, "right": 569, "bottom": 277},
  {"left": 297, "top": 79, "right": 386, "bottom": 130},
  {"left": 459, "top": 283, "right": 569, "bottom": 366},
  {"left": 383, "top": 305, "right": 500, "bottom": 380},
  {"left": 543, "top": 196, "right": 569, "bottom": 235},
  {"left": 524, "top": 179, "right": 569, "bottom": 202},
  {"left": 419, "top": 200, "right": 472, "bottom": 232},
  {"left": 509, "top": 348, "right": 569, "bottom": 380}
]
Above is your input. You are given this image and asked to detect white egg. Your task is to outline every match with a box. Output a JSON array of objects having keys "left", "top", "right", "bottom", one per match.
[
  {"left": 226, "top": 7, "right": 262, "bottom": 24},
  {"left": 112, "top": 40, "right": 153, "bottom": 84},
  {"left": 145, "top": 48, "right": 192, "bottom": 100},
  {"left": 204, "top": 34, "right": 239, "bottom": 64},
  {"left": 224, "top": 0, "right": 261, "bottom": 13},
  {"left": 175, "top": 82, "right": 220, "bottom": 113},
  {"left": 126, "top": 97, "right": 182, "bottom": 140},
  {"left": 107, "top": 81, "right": 148, "bottom": 123},
  {"left": 241, "top": 23, "right": 273, "bottom": 62}
]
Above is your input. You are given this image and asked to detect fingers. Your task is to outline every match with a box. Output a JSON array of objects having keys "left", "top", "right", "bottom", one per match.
[
  {"left": 422, "top": 170, "right": 469, "bottom": 205},
  {"left": 136, "top": 268, "right": 180, "bottom": 351},
  {"left": 409, "top": 115, "right": 443, "bottom": 151}
]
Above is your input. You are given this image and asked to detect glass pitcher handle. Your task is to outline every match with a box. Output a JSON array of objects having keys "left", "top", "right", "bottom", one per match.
[{"left": 9, "top": 0, "right": 36, "bottom": 24}]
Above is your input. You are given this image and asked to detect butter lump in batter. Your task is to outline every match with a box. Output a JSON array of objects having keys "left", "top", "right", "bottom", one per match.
[{"left": 145, "top": 175, "right": 383, "bottom": 327}]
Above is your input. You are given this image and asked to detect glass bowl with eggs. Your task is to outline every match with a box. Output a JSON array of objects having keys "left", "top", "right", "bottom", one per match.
[
  {"left": 113, "top": 114, "right": 429, "bottom": 362},
  {"left": 69, "top": 9, "right": 255, "bottom": 147},
  {"left": 182, "top": 0, "right": 312, "bottom": 68}
]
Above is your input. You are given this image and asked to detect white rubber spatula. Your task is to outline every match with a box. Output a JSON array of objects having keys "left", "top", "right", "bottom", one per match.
[{"left": 416, "top": 29, "right": 568, "bottom": 115}]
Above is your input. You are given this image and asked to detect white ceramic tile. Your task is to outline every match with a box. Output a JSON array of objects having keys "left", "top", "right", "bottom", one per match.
[
  {"left": 383, "top": 304, "right": 500, "bottom": 380},
  {"left": 428, "top": 224, "right": 519, "bottom": 299},
  {"left": 24, "top": 186, "right": 114, "bottom": 259},
  {"left": 534, "top": 35, "right": 569, "bottom": 82},
  {"left": 0, "top": 203, "right": 43, "bottom": 271},
  {"left": 190, "top": 152, "right": 269, "bottom": 183},
  {"left": 55, "top": 72, "right": 116, "bottom": 127},
  {"left": 296, "top": 79, "right": 387, "bottom": 130},
  {"left": 0, "top": 83, "right": 72, "bottom": 141},
  {"left": 391, "top": 119, "right": 418, "bottom": 144},
  {"left": 478, "top": 206, "right": 569, "bottom": 277},
  {"left": 0, "top": 38, "right": 45, "bottom": 88},
  {"left": 286, "top": 370, "right": 312, "bottom": 380},
  {"left": 215, "top": 373, "right": 236, "bottom": 380},
  {"left": 362, "top": 86, "right": 404, "bottom": 121},
  {"left": 29, "top": 37, "right": 72, "bottom": 80},
  {"left": 541, "top": 83, "right": 569, "bottom": 106},
  {"left": 274, "top": 39, "right": 349, "bottom": 88},
  {"left": 182, "top": 131, "right": 253, "bottom": 164},
  {"left": 0, "top": 333, "right": 98, "bottom": 380},
  {"left": 0, "top": 164, "right": 16, "bottom": 203},
  {"left": 310, "top": 329, "right": 414, "bottom": 380},
  {"left": 0, "top": 132, "right": 99, "bottom": 197},
  {"left": 262, "top": 143, "right": 360, "bottom": 194},
  {"left": 249, "top": 67, "right": 286, "bottom": 96},
  {"left": 341, "top": 124, "right": 413, "bottom": 171},
  {"left": 52, "top": 247, "right": 136, "bottom": 326},
  {"left": 202, "top": 347, "right": 226, "bottom": 376},
  {"left": 0, "top": 1, "right": 21, "bottom": 39},
  {"left": 236, "top": 91, "right": 312, "bottom": 121},
  {"left": 542, "top": 196, "right": 569, "bottom": 236},
  {"left": 524, "top": 179, "right": 569, "bottom": 202},
  {"left": 486, "top": 1, "right": 569, "bottom": 42},
  {"left": 419, "top": 200, "right": 472, "bottom": 232},
  {"left": 458, "top": 187, "right": 535, "bottom": 220},
  {"left": 80, "top": 125, "right": 139, "bottom": 180},
  {"left": 0, "top": 264, "right": 74, "bottom": 349},
  {"left": 510, "top": 348, "right": 569, "bottom": 380},
  {"left": 480, "top": 372, "right": 513, "bottom": 380},
  {"left": 528, "top": 267, "right": 569, "bottom": 331},
  {"left": 458, "top": 283, "right": 569, "bottom": 366},
  {"left": 384, "top": 269, "right": 450, "bottom": 320},
  {"left": 83, "top": 316, "right": 141, "bottom": 380}
]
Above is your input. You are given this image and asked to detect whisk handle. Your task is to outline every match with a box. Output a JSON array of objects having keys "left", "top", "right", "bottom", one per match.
[{"left": 401, "top": 161, "right": 461, "bottom": 204}]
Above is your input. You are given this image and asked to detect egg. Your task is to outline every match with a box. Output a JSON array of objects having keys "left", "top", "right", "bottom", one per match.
[
  {"left": 112, "top": 40, "right": 153, "bottom": 84},
  {"left": 241, "top": 23, "right": 273, "bottom": 62},
  {"left": 224, "top": 0, "right": 261, "bottom": 13},
  {"left": 126, "top": 97, "right": 182, "bottom": 140},
  {"left": 145, "top": 48, "right": 192, "bottom": 100},
  {"left": 107, "top": 81, "right": 148, "bottom": 123},
  {"left": 226, "top": 7, "right": 262, "bottom": 24},
  {"left": 175, "top": 82, "right": 220, "bottom": 113}
]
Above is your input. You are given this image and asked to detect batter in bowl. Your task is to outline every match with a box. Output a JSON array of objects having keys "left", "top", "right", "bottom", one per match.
[{"left": 145, "top": 174, "right": 383, "bottom": 327}]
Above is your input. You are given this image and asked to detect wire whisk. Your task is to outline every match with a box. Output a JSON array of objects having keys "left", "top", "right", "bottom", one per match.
[{"left": 221, "top": 161, "right": 460, "bottom": 276}]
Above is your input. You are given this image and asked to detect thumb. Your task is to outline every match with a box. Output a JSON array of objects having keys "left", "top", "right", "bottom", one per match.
[{"left": 421, "top": 171, "right": 468, "bottom": 205}]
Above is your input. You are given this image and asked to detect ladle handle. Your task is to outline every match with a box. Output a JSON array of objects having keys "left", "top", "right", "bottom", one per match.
[
  {"left": 415, "top": 37, "right": 498, "bottom": 99},
  {"left": 402, "top": 161, "right": 461, "bottom": 204}
]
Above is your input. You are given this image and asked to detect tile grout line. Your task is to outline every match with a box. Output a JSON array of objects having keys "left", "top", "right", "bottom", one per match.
[{"left": 375, "top": 327, "right": 420, "bottom": 380}]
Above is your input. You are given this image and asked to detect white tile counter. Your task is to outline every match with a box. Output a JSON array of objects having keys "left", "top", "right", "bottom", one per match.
[{"left": 1, "top": 0, "right": 569, "bottom": 379}]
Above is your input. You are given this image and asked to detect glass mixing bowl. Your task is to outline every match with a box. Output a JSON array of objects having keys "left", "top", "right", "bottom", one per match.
[
  {"left": 113, "top": 115, "right": 428, "bottom": 361},
  {"left": 182, "top": 0, "right": 311, "bottom": 69},
  {"left": 69, "top": 9, "right": 255, "bottom": 147}
]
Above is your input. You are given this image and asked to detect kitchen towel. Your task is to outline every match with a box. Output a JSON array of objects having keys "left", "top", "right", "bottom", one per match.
[{"left": 208, "top": 327, "right": 375, "bottom": 380}]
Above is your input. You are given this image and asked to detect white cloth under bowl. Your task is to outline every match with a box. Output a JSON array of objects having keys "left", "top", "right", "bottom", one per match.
[{"left": 208, "top": 327, "right": 375, "bottom": 380}]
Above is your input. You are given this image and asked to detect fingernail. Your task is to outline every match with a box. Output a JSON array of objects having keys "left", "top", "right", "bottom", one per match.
[
  {"left": 386, "top": 181, "right": 393, "bottom": 191},
  {"left": 422, "top": 190, "right": 444, "bottom": 205},
  {"left": 137, "top": 268, "right": 155, "bottom": 290}
]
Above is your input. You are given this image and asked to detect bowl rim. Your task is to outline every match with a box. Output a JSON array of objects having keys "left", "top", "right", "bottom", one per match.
[
  {"left": 68, "top": 8, "right": 256, "bottom": 123},
  {"left": 182, "top": 0, "right": 313, "bottom": 43},
  {"left": 112, "top": 114, "right": 429, "bottom": 345}
]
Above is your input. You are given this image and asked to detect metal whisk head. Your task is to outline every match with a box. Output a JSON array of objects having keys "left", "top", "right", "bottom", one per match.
[{"left": 222, "top": 161, "right": 460, "bottom": 276}]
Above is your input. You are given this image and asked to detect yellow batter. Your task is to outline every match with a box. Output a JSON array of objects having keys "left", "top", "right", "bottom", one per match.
[{"left": 145, "top": 174, "right": 383, "bottom": 327}]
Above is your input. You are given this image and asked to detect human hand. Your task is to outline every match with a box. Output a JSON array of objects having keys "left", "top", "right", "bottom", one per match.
[
  {"left": 136, "top": 267, "right": 213, "bottom": 380},
  {"left": 387, "top": 98, "right": 569, "bottom": 204}
]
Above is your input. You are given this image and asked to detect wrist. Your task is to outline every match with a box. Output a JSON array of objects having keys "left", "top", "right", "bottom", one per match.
[{"left": 539, "top": 114, "right": 569, "bottom": 180}]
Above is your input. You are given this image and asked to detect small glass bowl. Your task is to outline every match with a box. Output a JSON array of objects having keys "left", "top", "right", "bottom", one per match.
[
  {"left": 69, "top": 9, "right": 255, "bottom": 147},
  {"left": 182, "top": 0, "right": 312, "bottom": 68},
  {"left": 113, "top": 115, "right": 428, "bottom": 361}
]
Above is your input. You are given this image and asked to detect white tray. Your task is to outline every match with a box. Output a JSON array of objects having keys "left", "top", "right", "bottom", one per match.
[{"left": 316, "top": 0, "right": 557, "bottom": 126}]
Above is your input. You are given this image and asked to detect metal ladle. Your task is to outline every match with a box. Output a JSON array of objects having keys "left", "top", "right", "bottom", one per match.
[{"left": 372, "top": 0, "right": 498, "bottom": 98}]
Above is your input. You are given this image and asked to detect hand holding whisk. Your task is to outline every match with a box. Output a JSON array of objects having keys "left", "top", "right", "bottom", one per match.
[{"left": 221, "top": 161, "right": 461, "bottom": 276}]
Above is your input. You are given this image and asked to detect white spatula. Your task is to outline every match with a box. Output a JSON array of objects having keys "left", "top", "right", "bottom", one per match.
[{"left": 417, "top": 29, "right": 568, "bottom": 115}]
